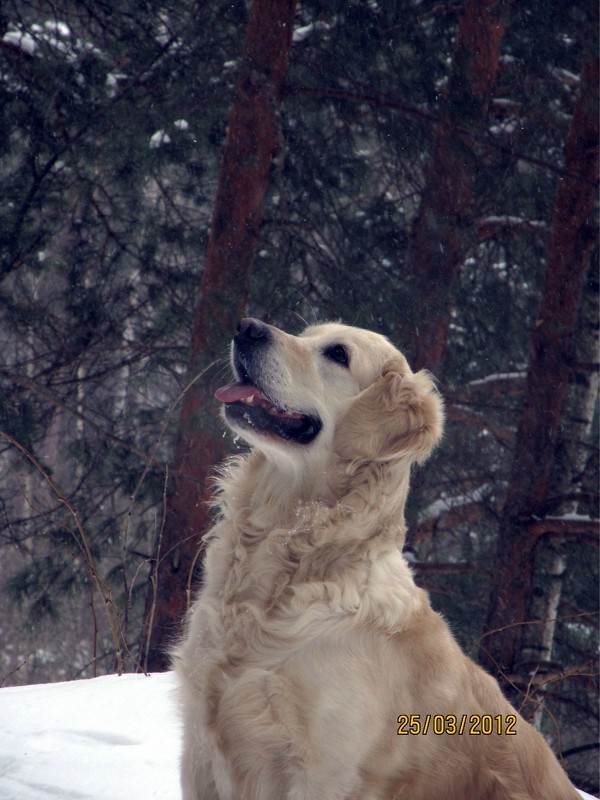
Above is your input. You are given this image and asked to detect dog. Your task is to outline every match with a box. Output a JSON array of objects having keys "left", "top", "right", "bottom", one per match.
[{"left": 173, "top": 318, "right": 579, "bottom": 800}]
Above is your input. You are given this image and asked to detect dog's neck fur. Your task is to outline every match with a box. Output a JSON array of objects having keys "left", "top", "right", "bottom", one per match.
[{"left": 215, "top": 446, "right": 412, "bottom": 550}]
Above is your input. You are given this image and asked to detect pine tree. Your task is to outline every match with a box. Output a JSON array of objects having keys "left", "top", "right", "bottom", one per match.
[{"left": 142, "top": 0, "right": 298, "bottom": 671}]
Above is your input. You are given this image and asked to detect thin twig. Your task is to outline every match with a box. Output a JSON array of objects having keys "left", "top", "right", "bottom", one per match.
[{"left": 0, "top": 428, "right": 125, "bottom": 674}]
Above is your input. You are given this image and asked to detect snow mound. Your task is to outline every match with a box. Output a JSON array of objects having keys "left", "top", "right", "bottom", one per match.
[{"left": 0, "top": 672, "right": 179, "bottom": 800}]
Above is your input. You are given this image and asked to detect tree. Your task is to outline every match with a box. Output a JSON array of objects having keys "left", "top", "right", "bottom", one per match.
[
  {"left": 142, "top": 0, "right": 298, "bottom": 671},
  {"left": 521, "top": 253, "right": 599, "bottom": 730},
  {"left": 0, "top": 0, "right": 245, "bottom": 682},
  {"left": 480, "top": 54, "right": 599, "bottom": 690},
  {"left": 408, "top": 0, "right": 514, "bottom": 375}
]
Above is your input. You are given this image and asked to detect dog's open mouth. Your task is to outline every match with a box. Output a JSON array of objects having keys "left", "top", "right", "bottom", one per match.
[{"left": 215, "top": 382, "right": 321, "bottom": 445}]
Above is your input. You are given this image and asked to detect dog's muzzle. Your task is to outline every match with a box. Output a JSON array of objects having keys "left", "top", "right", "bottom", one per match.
[{"left": 215, "top": 318, "right": 322, "bottom": 445}]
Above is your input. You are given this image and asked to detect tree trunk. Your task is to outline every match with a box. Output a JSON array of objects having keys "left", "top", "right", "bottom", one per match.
[
  {"left": 408, "top": 0, "right": 513, "bottom": 375},
  {"left": 522, "top": 253, "right": 599, "bottom": 728},
  {"left": 141, "top": 0, "right": 297, "bottom": 672},
  {"left": 479, "top": 56, "right": 599, "bottom": 693}
]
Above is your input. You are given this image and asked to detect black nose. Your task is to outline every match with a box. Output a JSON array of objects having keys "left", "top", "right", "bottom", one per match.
[{"left": 235, "top": 318, "right": 271, "bottom": 345}]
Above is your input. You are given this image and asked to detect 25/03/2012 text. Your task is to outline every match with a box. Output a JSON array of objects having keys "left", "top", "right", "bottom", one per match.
[{"left": 396, "top": 714, "right": 517, "bottom": 736}]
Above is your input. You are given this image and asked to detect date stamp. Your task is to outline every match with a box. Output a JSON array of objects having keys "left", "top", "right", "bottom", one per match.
[{"left": 396, "top": 714, "right": 517, "bottom": 736}]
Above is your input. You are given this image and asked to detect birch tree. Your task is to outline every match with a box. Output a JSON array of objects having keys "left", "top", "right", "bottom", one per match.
[{"left": 480, "top": 54, "right": 599, "bottom": 694}]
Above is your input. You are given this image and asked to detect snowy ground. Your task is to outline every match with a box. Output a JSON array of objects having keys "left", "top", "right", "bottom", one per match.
[
  {"left": 0, "top": 671, "right": 596, "bottom": 800},
  {"left": 0, "top": 673, "right": 179, "bottom": 800}
]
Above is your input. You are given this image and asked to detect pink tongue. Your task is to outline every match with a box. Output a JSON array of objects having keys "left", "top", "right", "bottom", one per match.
[{"left": 215, "top": 383, "right": 265, "bottom": 403}]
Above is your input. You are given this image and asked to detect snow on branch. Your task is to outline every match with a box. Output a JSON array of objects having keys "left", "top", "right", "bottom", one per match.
[
  {"left": 526, "top": 515, "right": 599, "bottom": 543},
  {"left": 477, "top": 215, "right": 547, "bottom": 240},
  {"left": 549, "top": 66, "right": 581, "bottom": 89},
  {"left": 2, "top": 30, "right": 37, "bottom": 55},
  {"left": 446, "top": 405, "right": 515, "bottom": 442},
  {"left": 412, "top": 499, "right": 492, "bottom": 546},
  {"left": 467, "top": 371, "right": 526, "bottom": 389}
]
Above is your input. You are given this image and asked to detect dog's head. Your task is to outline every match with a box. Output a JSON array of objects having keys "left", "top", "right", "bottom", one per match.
[{"left": 216, "top": 318, "right": 443, "bottom": 467}]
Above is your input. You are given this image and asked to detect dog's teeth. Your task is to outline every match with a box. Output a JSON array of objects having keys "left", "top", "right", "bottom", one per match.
[{"left": 243, "top": 396, "right": 254, "bottom": 404}]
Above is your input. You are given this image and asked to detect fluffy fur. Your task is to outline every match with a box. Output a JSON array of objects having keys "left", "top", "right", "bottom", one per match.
[{"left": 174, "top": 320, "right": 579, "bottom": 800}]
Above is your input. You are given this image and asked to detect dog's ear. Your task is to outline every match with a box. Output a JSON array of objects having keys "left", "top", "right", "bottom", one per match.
[{"left": 333, "top": 358, "right": 444, "bottom": 464}]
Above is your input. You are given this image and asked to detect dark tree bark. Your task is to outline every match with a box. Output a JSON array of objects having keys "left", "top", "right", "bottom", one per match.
[
  {"left": 407, "top": 0, "right": 513, "bottom": 375},
  {"left": 141, "top": 0, "right": 297, "bottom": 671},
  {"left": 479, "top": 56, "right": 599, "bottom": 690}
]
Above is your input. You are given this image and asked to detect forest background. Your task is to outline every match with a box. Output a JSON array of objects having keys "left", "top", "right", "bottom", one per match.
[{"left": 0, "top": 0, "right": 598, "bottom": 792}]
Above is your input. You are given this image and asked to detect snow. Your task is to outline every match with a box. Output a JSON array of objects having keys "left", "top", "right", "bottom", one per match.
[
  {"left": 0, "top": 671, "right": 596, "bottom": 800},
  {"left": 420, "top": 484, "right": 493, "bottom": 521},
  {"left": 106, "top": 71, "right": 128, "bottom": 88},
  {"left": 477, "top": 215, "right": 547, "bottom": 231},
  {"left": 491, "top": 98, "right": 521, "bottom": 110},
  {"left": 2, "top": 30, "right": 37, "bottom": 55},
  {"left": 0, "top": 672, "right": 180, "bottom": 800},
  {"left": 489, "top": 119, "right": 522, "bottom": 135},
  {"left": 546, "top": 512, "right": 597, "bottom": 522},
  {"left": 550, "top": 66, "right": 581, "bottom": 87},
  {"left": 468, "top": 371, "right": 526, "bottom": 387},
  {"left": 293, "top": 22, "right": 316, "bottom": 42},
  {"left": 293, "top": 20, "right": 329, "bottom": 43},
  {"left": 43, "top": 21, "right": 71, "bottom": 38},
  {"left": 149, "top": 130, "right": 172, "bottom": 149}
]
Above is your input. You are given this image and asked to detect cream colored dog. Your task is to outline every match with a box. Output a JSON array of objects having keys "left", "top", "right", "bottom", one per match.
[{"left": 174, "top": 318, "right": 579, "bottom": 800}]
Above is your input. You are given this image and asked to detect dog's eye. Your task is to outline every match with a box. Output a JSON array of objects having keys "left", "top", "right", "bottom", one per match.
[{"left": 323, "top": 344, "right": 349, "bottom": 367}]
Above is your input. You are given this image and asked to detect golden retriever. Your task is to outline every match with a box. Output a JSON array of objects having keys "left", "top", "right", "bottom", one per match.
[{"left": 173, "top": 318, "right": 579, "bottom": 800}]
